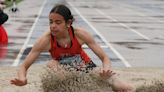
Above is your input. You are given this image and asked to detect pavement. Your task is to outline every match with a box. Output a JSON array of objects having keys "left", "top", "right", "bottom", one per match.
[
  {"left": 1, "top": 0, "right": 115, "bottom": 66},
  {"left": 1, "top": 0, "right": 164, "bottom": 67}
]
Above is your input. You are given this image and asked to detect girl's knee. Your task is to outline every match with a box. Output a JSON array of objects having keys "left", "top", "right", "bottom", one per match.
[{"left": 47, "top": 60, "right": 59, "bottom": 69}]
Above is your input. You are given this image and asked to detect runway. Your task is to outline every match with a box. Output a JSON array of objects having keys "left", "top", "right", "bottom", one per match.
[{"left": 1, "top": 0, "right": 164, "bottom": 67}]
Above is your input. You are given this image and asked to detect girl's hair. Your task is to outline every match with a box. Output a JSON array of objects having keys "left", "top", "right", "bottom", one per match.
[{"left": 50, "top": 4, "right": 74, "bottom": 22}]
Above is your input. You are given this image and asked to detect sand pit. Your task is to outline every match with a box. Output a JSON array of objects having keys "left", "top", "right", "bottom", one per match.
[{"left": 1, "top": 65, "right": 164, "bottom": 92}]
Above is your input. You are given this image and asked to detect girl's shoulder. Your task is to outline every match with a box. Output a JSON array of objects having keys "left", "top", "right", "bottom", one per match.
[
  {"left": 33, "top": 31, "right": 51, "bottom": 51},
  {"left": 73, "top": 27, "right": 89, "bottom": 37},
  {"left": 41, "top": 31, "right": 51, "bottom": 40},
  {"left": 73, "top": 27, "right": 93, "bottom": 44}
]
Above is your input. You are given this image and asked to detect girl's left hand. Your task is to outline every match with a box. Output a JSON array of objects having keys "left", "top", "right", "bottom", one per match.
[
  {"left": 10, "top": 78, "right": 27, "bottom": 86},
  {"left": 99, "top": 67, "right": 115, "bottom": 79}
]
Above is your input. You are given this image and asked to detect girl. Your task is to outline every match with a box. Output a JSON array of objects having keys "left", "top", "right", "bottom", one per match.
[{"left": 11, "top": 4, "right": 133, "bottom": 92}]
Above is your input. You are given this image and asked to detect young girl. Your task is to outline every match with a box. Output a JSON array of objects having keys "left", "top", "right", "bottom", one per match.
[{"left": 11, "top": 4, "right": 133, "bottom": 91}]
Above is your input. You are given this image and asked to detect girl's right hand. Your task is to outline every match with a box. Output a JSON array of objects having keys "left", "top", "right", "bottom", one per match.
[{"left": 10, "top": 78, "right": 27, "bottom": 86}]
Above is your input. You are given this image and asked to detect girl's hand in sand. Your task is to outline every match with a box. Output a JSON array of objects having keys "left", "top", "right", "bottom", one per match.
[
  {"left": 10, "top": 78, "right": 27, "bottom": 86},
  {"left": 99, "top": 67, "right": 115, "bottom": 80}
]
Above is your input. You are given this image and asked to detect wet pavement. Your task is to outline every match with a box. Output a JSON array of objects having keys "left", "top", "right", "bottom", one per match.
[
  {"left": 1, "top": 0, "right": 164, "bottom": 67},
  {"left": 67, "top": 0, "right": 164, "bottom": 67}
]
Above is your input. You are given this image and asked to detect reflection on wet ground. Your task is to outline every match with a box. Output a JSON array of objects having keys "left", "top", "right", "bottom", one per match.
[
  {"left": 69, "top": 0, "right": 164, "bottom": 67},
  {"left": 113, "top": 41, "right": 164, "bottom": 50}
]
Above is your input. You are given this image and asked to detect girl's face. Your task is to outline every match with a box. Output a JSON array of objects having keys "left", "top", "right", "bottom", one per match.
[{"left": 49, "top": 13, "right": 68, "bottom": 36}]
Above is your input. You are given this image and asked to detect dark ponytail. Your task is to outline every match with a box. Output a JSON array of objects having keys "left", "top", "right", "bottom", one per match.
[{"left": 50, "top": 4, "right": 74, "bottom": 23}]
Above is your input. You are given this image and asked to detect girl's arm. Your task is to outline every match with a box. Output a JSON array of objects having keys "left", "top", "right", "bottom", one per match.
[
  {"left": 75, "top": 28, "right": 112, "bottom": 69},
  {"left": 11, "top": 31, "right": 50, "bottom": 86},
  {"left": 75, "top": 28, "right": 114, "bottom": 79}
]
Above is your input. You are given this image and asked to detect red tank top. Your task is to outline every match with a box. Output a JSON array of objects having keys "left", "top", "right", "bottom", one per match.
[{"left": 49, "top": 26, "right": 91, "bottom": 64}]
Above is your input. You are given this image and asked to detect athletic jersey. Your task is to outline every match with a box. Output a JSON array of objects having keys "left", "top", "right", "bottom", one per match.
[
  {"left": 49, "top": 26, "right": 91, "bottom": 64},
  {"left": 0, "top": 25, "right": 8, "bottom": 59}
]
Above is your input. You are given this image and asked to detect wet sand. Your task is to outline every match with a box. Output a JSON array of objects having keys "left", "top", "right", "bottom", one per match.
[{"left": 1, "top": 65, "right": 164, "bottom": 92}]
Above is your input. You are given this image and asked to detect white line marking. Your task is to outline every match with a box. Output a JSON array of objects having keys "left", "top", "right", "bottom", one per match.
[
  {"left": 95, "top": 9, "right": 150, "bottom": 40},
  {"left": 68, "top": 2, "right": 131, "bottom": 67},
  {"left": 12, "top": 0, "right": 47, "bottom": 66},
  {"left": 118, "top": 3, "right": 164, "bottom": 23},
  {"left": 76, "top": 1, "right": 164, "bottom": 24}
]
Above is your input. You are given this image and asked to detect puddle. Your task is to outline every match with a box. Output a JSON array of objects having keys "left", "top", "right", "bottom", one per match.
[{"left": 113, "top": 41, "right": 164, "bottom": 50}]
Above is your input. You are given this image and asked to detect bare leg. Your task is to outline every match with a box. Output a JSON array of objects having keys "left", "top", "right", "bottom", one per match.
[
  {"left": 47, "top": 60, "right": 68, "bottom": 80},
  {"left": 47, "top": 59, "right": 60, "bottom": 71},
  {"left": 92, "top": 67, "right": 134, "bottom": 92},
  {"left": 109, "top": 74, "right": 134, "bottom": 92}
]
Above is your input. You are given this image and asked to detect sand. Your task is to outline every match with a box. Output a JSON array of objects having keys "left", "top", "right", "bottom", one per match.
[{"left": 1, "top": 65, "right": 164, "bottom": 92}]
